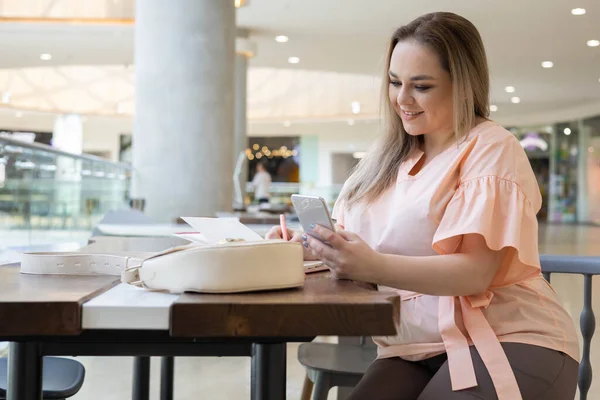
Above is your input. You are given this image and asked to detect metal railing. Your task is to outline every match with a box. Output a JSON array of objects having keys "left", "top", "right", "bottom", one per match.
[
  {"left": 0, "top": 137, "right": 132, "bottom": 246},
  {"left": 541, "top": 255, "right": 600, "bottom": 400}
]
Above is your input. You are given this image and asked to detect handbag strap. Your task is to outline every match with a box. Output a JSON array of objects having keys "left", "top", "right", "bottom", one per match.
[{"left": 20, "top": 252, "right": 144, "bottom": 277}]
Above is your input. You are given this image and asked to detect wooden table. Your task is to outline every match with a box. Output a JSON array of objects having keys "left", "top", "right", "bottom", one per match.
[{"left": 0, "top": 237, "right": 399, "bottom": 400}]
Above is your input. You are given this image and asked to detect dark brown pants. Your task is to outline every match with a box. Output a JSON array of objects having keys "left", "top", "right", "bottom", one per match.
[{"left": 347, "top": 343, "right": 578, "bottom": 400}]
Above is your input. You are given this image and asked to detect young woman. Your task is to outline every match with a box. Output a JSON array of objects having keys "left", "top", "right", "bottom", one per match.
[{"left": 267, "top": 12, "right": 579, "bottom": 400}]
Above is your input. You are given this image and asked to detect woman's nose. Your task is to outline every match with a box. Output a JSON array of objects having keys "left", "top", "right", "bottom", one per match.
[{"left": 397, "top": 88, "right": 414, "bottom": 105}]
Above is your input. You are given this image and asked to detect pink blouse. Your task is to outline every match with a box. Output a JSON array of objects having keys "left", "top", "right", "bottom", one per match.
[{"left": 332, "top": 120, "right": 579, "bottom": 400}]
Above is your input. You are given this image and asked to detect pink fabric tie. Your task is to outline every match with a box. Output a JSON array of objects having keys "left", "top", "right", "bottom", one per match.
[{"left": 438, "top": 292, "right": 523, "bottom": 400}]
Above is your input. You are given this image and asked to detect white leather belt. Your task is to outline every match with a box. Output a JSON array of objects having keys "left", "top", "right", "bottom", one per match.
[{"left": 21, "top": 252, "right": 145, "bottom": 276}]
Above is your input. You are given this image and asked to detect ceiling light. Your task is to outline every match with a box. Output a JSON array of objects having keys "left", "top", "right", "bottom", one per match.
[
  {"left": 571, "top": 8, "right": 586, "bottom": 15},
  {"left": 353, "top": 152, "right": 366, "bottom": 159},
  {"left": 283, "top": 120, "right": 291, "bottom": 127},
  {"left": 490, "top": 105, "right": 498, "bottom": 112},
  {"left": 510, "top": 97, "right": 521, "bottom": 104},
  {"left": 15, "top": 111, "right": 22, "bottom": 118},
  {"left": 288, "top": 57, "right": 300, "bottom": 64},
  {"left": 351, "top": 101, "right": 361, "bottom": 114},
  {"left": 564, "top": 128, "right": 572, "bottom": 135},
  {"left": 505, "top": 86, "right": 516, "bottom": 93},
  {"left": 40, "top": 53, "right": 52, "bottom": 61},
  {"left": 234, "top": 0, "right": 248, "bottom": 8},
  {"left": 587, "top": 40, "right": 600, "bottom": 47},
  {"left": 541, "top": 61, "right": 554, "bottom": 68},
  {"left": 348, "top": 119, "right": 355, "bottom": 126},
  {"left": 275, "top": 35, "right": 289, "bottom": 43},
  {"left": 1, "top": 92, "right": 10, "bottom": 104}
]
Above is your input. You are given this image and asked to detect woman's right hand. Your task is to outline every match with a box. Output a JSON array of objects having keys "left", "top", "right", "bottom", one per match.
[{"left": 265, "top": 226, "right": 319, "bottom": 261}]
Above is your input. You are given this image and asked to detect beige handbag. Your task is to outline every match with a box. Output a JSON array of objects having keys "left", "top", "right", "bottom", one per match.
[{"left": 21, "top": 239, "right": 305, "bottom": 294}]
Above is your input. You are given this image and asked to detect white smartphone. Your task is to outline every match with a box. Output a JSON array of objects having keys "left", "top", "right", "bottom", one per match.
[{"left": 291, "top": 194, "right": 336, "bottom": 243}]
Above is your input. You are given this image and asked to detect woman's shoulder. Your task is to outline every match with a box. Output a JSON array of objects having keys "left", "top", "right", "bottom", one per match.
[{"left": 460, "top": 120, "right": 533, "bottom": 183}]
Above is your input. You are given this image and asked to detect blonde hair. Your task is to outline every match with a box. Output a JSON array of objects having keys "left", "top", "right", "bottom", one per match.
[{"left": 339, "top": 12, "right": 490, "bottom": 209}]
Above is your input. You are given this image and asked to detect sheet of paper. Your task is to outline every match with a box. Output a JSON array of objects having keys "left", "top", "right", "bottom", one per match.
[
  {"left": 181, "top": 217, "right": 264, "bottom": 243},
  {"left": 172, "top": 232, "right": 210, "bottom": 244}
]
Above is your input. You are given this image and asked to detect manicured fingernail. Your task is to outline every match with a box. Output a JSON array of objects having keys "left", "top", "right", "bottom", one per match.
[
  {"left": 301, "top": 235, "right": 307, "bottom": 241},
  {"left": 309, "top": 224, "right": 315, "bottom": 229},
  {"left": 302, "top": 242, "right": 308, "bottom": 248}
]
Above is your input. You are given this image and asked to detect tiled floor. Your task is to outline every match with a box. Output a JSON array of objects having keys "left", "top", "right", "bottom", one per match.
[
  {"left": 2, "top": 223, "right": 600, "bottom": 399},
  {"left": 71, "top": 342, "right": 330, "bottom": 400}
]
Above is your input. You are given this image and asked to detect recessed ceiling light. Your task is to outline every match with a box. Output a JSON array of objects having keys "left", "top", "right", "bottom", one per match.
[
  {"left": 587, "top": 40, "right": 600, "bottom": 47},
  {"left": 40, "top": 53, "right": 52, "bottom": 61},
  {"left": 288, "top": 57, "right": 300, "bottom": 64},
  {"left": 564, "top": 128, "right": 572, "bottom": 135},
  {"left": 283, "top": 120, "right": 291, "bottom": 127},
  {"left": 571, "top": 8, "right": 586, "bottom": 16},
  {"left": 15, "top": 111, "right": 22, "bottom": 118},
  {"left": 348, "top": 119, "right": 355, "bottom": 126},
  {"left": 541, "top": 61, "right": 554, "bottom": 68},
  {"left": 490, "top": 105, "right": 498, "bottom": 112},
  {"left": 1, "top": 92, "right": 10, "bottom": 104},
  {"left": 505, "top": 86, "right": 516, "bottom": 93},
  {"left": 275, "top": 35, "right": 289, "bottom": 43},
  {"left": 510, "top": 97, "right": 521, "bottom": 104},
  {"left": 351, "top": 101, "right": 361, "bottom": 114}
]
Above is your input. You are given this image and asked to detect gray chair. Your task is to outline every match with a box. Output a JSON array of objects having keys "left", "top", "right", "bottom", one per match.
[
  {"left": 0, "top": 357, "right": 85, "bottom": 399},
  {"left": 299, "top": 255, "right": 600, "bottom": 400},
  {"left": 298, "top": 337, "right": 376, "bottom": 400},
  {"left": 541, "top": 254, "right": 600, "bottom": 400}
]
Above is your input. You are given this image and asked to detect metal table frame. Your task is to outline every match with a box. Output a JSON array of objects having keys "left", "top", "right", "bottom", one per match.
[{"left": 3, "top": 330, "right": 313, "bottom": 400}]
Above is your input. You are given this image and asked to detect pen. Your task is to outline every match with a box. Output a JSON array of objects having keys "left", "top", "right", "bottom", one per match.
[{"left": 280, "top": 214, "right": 289, "bottom": 241}]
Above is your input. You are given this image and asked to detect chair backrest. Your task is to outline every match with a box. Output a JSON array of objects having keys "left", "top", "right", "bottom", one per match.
[{"left": 540, "top": 254, "right": 600, "bottom": 400}]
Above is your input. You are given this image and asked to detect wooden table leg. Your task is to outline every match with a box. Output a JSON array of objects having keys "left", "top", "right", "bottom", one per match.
[{"left": 300, "top": 373, "right": 314, "bottom": 400}]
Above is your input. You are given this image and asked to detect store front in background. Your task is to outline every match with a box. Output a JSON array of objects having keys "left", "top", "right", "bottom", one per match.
[
  {"left": 246, "top": 136, "right": 300, "bottom": 205},
  {"left": 509, "top": 126, "right": 553, "bottom": 221},
  {"left": 583, "top": 116, "right": 600, "bottom": 225},
  {"left": 510, "top": 117, "right": 600, "bottom": 225}
]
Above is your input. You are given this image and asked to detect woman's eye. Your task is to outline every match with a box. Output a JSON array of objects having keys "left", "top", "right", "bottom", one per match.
[
  {"left": 389, "top": 81, "right": 401, "bottom": 87},
  {"left": 415, "top": 86, "right": 431, "bottom": 92}
]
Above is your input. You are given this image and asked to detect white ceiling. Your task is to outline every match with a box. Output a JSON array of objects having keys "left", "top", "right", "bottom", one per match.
[{"left": 0, "top": 0, "right": 598, "bottom": 124}]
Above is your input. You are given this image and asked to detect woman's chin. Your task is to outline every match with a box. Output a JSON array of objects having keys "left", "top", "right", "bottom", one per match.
[{"left": 402, "top": 125, "right": 423, "bottom": 136}]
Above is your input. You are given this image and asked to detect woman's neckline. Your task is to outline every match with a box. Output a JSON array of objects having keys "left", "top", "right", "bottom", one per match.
[{"left": 406, "top": 119, "right": 493, "bottom": 178}]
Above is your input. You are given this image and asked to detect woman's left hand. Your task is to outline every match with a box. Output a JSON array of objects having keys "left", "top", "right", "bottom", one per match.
[{"left": 302, "top": 225, "right": 381, "bottom": 281}]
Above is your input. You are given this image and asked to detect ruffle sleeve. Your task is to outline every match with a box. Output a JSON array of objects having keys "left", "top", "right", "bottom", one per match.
[{"left": 432, "top": 176, "right": 541, "bottom": 276}]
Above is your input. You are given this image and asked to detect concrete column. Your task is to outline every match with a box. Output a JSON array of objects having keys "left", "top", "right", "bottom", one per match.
[
  {"left": 233, "top": 37, "right": 256, "bottom": 210},
  {"left": 132, "top": 0, "right": 236, "bottom": 222}
]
